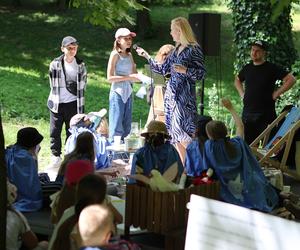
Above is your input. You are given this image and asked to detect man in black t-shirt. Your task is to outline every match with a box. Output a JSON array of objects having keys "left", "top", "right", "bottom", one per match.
[{"left": 234, "top": 41, "right": 296, "bottom": 144}]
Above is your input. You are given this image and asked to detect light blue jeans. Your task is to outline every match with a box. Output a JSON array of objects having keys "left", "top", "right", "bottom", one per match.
[{"left": 109, "top": 91, "right": 132, "bottom": 141}]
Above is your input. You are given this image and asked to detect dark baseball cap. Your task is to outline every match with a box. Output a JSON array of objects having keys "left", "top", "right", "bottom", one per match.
[
  {"left": 61, "top": 36, "right": 78, "bottom": 47},
  {"left": 251, "top": 40, "right": 267, "bottom": 50}
]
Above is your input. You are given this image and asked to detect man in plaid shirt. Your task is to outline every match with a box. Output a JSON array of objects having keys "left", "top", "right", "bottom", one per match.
[{"left": 47, "top": 36, "right": 87, "bottom": 168}]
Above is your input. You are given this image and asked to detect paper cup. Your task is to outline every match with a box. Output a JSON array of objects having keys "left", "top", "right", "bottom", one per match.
[{"left": 114, "top": 136, "right": 121, "bottom": 145}]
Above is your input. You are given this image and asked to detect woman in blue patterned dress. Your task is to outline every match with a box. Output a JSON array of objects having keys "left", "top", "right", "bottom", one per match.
[{"left": 136, "top": 17, "right": 206, "bottom": 162}]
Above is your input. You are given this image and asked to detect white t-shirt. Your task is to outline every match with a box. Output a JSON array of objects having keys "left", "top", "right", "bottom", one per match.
[
  {"left": 59, "top": 58, "right": 78, "bottom": 103},
  {"left": 6, "top": 209, "right": 31, "bottom": 250}
]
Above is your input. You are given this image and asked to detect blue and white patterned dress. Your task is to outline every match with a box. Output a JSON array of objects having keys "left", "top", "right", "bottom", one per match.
[{"left": 149, "top": 44, "right": 205, "bottom": 143}]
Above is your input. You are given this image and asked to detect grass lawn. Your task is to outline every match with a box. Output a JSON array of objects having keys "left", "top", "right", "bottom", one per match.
[{"left": 0, "top": 2, "right": 299, "bottom": 169}]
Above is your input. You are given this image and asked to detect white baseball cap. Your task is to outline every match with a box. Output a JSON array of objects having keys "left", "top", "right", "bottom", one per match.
[{"left": 115, "top": 28, "right": 136, "bottom": 39}]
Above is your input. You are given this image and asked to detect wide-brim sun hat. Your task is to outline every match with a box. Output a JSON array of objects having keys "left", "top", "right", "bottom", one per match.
[
  {"left": 141, "top": 120, "right": 170, "bottom": 138},
  {"left": 16, "top": 127, "right": 44, "bottom": 148},
  {"left": 115, "top": 28, "right": 136, "bottom": 39}
]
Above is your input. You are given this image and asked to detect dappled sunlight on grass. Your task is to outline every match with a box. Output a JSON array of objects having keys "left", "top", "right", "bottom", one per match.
[
  {"left": 0, "top": 66, "right": 40, "bottom": 77},
  {"left": 1, "top": 2, "right": 299, "bottom": 166},
  {"left": 193, "top": 4, "right": 230, "bottom": 13},
  {"left": 17, "top": 12, "right": 73, "bottom": 24}
]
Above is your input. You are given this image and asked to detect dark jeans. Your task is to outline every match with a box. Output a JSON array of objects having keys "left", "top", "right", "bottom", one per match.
[
  {"left": 50, "top": 101, "right": 77, "bottom": 156},
  {"left": 242, "top": 110, "right": 276, "bottom": 145}
]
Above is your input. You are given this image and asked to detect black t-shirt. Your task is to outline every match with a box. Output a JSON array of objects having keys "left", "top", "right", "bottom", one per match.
[{"left": 238, "top": 61, "right": 288, "bottom": 113}]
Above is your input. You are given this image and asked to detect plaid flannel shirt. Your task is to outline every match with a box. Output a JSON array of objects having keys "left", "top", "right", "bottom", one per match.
[{"left": 47, "top": 54, "right": 87, "bottom": 114}]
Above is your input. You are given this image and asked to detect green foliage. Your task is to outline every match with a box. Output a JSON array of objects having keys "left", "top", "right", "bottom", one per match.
[
  {"left": 207, "top": 83, "right": 219, "bottom": 121},
  {"left": 271, "top": 0, "right": 300, "bottom": 20},
  {"left": 228, "top": 0, "right": 299, "bottom": 110},
  {"left": 228, "top": 0, "right": 297, "bottom": 72},
  {"left": 70, "top": 0, "right": 144, "bottom": 28},
  {"left": 276, "top": 59, "right": 300, "bottom": 112}
]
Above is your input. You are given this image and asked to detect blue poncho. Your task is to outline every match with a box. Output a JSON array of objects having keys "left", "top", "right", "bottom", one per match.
[
  {"left": 130, "top": 143, "right": 183, "bottom": 181},
  {"left": 5, "top": 145, "right": 43, "bottom": 212},
  {"left": 203, "top": 137, "right": 278, "bottom": 212},
  {"left": 185, "top": 140, "right": 206, "bottom": 177}
]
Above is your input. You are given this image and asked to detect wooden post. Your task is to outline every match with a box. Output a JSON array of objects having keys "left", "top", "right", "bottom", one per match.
[{"left": 0, "top": 110, "right": 7, "bottom": 249}]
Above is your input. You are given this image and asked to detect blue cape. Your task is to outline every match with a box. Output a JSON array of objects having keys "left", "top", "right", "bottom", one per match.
[
  {"left": 130, "top": 143, "right": 183, "bottom": 182},
  {"left": 203, "top": 137, "right": 278, "bottom": 212},
  {"left": 185, "top": 140, "right": 206, "bottom": 177},
  {"left": 6, "top": 145, "right": 43, "bottom": 212}
]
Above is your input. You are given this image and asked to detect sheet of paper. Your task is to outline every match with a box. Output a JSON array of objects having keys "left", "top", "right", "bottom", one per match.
[{"left": 185, "top": 194, "right": 300, "bottom": 250}]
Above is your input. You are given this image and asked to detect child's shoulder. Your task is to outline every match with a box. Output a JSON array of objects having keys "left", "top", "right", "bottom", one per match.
[{"left": 110, "top": 50, "right": 119, "bottom": 57}]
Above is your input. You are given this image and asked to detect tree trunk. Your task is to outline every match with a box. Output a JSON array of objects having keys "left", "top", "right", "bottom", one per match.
[
  {"left": 136, "top": 0, "right": 152, "bottom": 38},
  {"left": 0, "top": 111, "right": 7, "bottom": 249},
  {"left": 12, "top": 0, "right": 21, "bottom": 7},
  {"left": 57, "top": 0, "right": 70, "bottom": 10}
]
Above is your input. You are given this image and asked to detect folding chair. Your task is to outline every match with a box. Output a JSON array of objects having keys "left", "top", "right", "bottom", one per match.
[{"left": 251, "top": 106, "right": 300, "bottom": 179}]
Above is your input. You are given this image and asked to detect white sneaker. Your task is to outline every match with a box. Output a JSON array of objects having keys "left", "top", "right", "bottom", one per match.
[{"left": 47, "top": 155, "right": 62, "bottom": 170}]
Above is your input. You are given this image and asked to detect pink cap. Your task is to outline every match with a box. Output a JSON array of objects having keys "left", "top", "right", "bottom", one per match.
[{"left": 115, "top": 28, "right": 136, "bottom": 39}]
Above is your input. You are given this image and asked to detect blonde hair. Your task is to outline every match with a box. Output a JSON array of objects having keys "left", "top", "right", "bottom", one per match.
[
  {"left": 171, "top": 17, "right": 198, "bottom": 46},
  {"left": 96, "top": 117, "right": 109, "bottom": 137},
  {"left": 78, "top": 204, "right": 114, "bottom": 246},
  {"left": 155, "top": 44, "right": 175, "bottom": 64},
  {"left": 113, "top": 39, "right": 123, "bottom": 53}
]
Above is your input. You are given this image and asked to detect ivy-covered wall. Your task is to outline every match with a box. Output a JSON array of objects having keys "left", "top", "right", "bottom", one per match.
[{"left": 228, "top": 0, "right": 299, "bottom": 110}]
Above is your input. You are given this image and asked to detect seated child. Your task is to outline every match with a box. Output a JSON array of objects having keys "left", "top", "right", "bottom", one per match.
[
  {"left": 65, "top": 108, "right": 111, "bottom": 170},
  {"left": 51, "top": 160, "right": 122, "bottom": 225},
  {"left": 49, "top": 174, "right": 107, "bottom": 250},
  {"left": 5, "top": 127, "right": 44, "bottom": 212},
  {"left": 130, "top": 120, "right": 183, "bottom": 182},
  {"left": 51, "top": 160, "right": 94, "bottom": 224},
  {"left": 73, "top": 204, "right": 114, "bottom": 250},
  {"left": 202, "top": 98, "right": 279, "bottom": 212},
  {"left": 6, "top": 180, "right": 48, "bottom": 250},
  {"left": 185, "top": 115, "right": 212, "bottom": 177}
]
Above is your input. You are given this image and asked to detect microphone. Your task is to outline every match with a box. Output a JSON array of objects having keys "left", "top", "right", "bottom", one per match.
[
  {"left": 132, "top": 44, "right": 139, "bottom": 50},
  {"left": 132, "top": 44, "right": 145, "bottom": 56}
]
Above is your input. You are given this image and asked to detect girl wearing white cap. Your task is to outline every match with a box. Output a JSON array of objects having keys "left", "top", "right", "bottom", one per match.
[{"left": 107, "top": 28, "right": 140, "bottom": 142}]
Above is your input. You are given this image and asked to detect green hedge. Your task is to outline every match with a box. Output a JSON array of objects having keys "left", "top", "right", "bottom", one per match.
[{"left": 228, "top": 0, "right": 299, "bottom": 111}]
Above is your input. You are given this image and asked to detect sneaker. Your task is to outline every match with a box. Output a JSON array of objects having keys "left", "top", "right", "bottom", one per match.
[{"left": 47, "top": 155, "right": 62, "bottom": 170}]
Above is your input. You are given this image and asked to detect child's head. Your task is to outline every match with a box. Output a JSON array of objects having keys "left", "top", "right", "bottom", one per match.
[
  {"left": 195, "top": 115, "right": 212, "bottom": 139},
  {"left": 206, "top": 120, "right": 228, "bottom": 140},
  {"left": 114, "top": 28, "right": 136, "bottom": 53},
  {"left": 155, "top": 44, "right": 175, "bottom": 64},
  {"left": 77, "top": 204, "right": 114, "bottom": 247},
  {"left": 16, "top": 127, "right": 43, "bottom": 150},
  {"left": 141, "top": 120, "right": 170, "bottom": 147},
  {"left": 75, "top": 174, "right": 107, "bottom": 212},
  {"left": 74, "top": 131, "right": 95, "bottom": 160}
]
